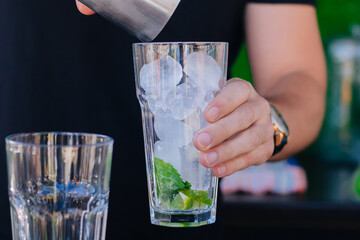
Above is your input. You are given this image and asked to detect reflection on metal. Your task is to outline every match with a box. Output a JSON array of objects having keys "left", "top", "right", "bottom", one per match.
[{"left": 79, "top": 0, "right": 181, "bottom": 42}]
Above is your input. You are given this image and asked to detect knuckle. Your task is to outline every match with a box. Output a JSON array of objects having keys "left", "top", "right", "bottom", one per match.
[
  {"left": 242, "top": 105, "right": 255, "bottom": 123},
  {"left": 221, "top": 140, "right": 236, "bottom": 160},
  {"left": 253, "top": 142, "right": 273, "bottom": 166},
  {"left": 248, "top": 129, "right": 262, "bottom": 149},
  {"left": 216, "top": 120, "right": 229, "bottom": 136},
  {"left": 241, "top": 79, "right": 253, "bottom": 93},
  {"left": 220, "top": 93, "right": 236, "bottom": 107},
  {"left": 260, "top": 97, "right": 271, "bottom": 115},
  {"left": 233, "top": 109, "right": 248, "bottom": 131},
  {"left": 240, "top": 81, "right": 253, "bottom": 100},
  {"left": 212, "top": 91, "right": 233, "bottom": 110},
  {"left": 229, "top": 79, "right": 252, "bottom": 99},
  {"left": 223, "top": 165, "right": 234, "bottom": 177},
  {"left": 199, "top": 152, "right": 210, "bottom": 168},
  {"left": 267, "top": 121, "right": 275, "bottom": 139},
  {"left": 265, "top": 141, "right": 274, "bottom": 159},
  {"left": 207, "top": 121, "right": 230, "bottom": 148},
  {"left": 227, "top": 78, "right": 243, "bottom": 87},
  {"left": 242, "top": 153, "right": 253, "bottom": 169}
]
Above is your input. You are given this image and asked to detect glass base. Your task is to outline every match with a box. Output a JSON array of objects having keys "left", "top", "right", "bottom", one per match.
[{"left": 150, "top": 207, "right": 216, "bottom": 227}]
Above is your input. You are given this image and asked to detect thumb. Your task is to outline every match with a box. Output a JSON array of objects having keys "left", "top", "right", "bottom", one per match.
[{"left": 76, "top": 0, "right": 96, "bottom": 15}]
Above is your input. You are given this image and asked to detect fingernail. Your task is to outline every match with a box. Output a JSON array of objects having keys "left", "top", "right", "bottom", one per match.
[
  {"left": 204, "top": 152, "right": 218, "bottom": 166},
  {"left": 217, "top": 166, "right": 227, "bottom": 176},
  {"left": 207, "top": 107, "right": 220, "bottom": 121},
  {"left": 76, "top": 0, "right": 96, "bottom": 15},
  {"left": 196, "top": 132, "right": 212, "bottom": 149}
]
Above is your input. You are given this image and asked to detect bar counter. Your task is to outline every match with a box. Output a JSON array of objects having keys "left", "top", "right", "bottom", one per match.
[{"left": 222, "top": 153, "right": 360, "bottom": 239}]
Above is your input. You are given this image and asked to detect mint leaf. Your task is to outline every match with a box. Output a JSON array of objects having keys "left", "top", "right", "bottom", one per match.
[
  {"left": 154, "top": 157, "right": 185, "bottom": 200},
  {"left": 154, "top": 157, "right": 212, "bottom": 210},
  {"left": 184, "top": 181, "right": 192, "bottom": 189}
]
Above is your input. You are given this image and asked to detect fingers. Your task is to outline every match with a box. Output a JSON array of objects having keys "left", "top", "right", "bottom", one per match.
[
  {"left": 193, "top": 77, "right": 275, "bottom": 176},
  {"left": 212, "top": 140, "right": 274, "bottom": 178},
  {"left": 204, "top": 78, "right": 252, "bottom": 123},
  {"left": 193, "top": 78, "right": 274, "bottom": 176},
  {"left": 194, "top": 94, "right": 270, "bottom": 151},
  {"left": 199, "top": 120, "right": 274, "bottom": 169},
  {"left": 76, "top": 0, "right": 96, "bottom": 15}
]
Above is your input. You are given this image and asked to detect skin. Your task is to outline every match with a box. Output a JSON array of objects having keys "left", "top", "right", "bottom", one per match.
[
  {"left": 76, "top": 2, "right": 326, "bottom": 178},
  {"left": 75, "top": 0, "right": 95, "bottom": 15}
]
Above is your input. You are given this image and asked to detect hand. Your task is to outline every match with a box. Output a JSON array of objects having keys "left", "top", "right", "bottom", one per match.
[
  {"left": 193, "top": 78, "right": 275, "bottom": 178},
  {"left": 75, "top": 0, "right": 96, "bottom": 15}
]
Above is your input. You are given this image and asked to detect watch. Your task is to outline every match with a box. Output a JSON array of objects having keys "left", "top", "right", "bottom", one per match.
[{"left": 270, "top": 104, "right": 289, "bottom": 156}]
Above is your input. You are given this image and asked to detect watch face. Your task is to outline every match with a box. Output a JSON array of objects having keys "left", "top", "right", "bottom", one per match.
[{"left": 270, "top": 106, "right": 289, "bottom": 136}]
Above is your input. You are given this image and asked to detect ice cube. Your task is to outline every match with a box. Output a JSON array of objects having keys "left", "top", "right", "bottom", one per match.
[
  {"left": 165, "top": 82, "right": 206, "bottom": 120},
  {"left": 154, "top": 141, "right": 181, "bottom": 171},
  {"left": 183, "top": 109, "right": 209, "bottom": 133},
  {"left": 184, "top": 110, "right": 201, "bottom": 132},
  {"left": 201, "top": 90, "right": 215, "bottom": 111},
  {"left": 154, "top": 116, "right": 194, "bottom": 147},
  {"left": 148, "top": 104, "right": 172, "bottom": 119},
  {"left": 186, "top": 78, "right": 207, "bottom": 106},
  {"left": 181, "top": 159, "right": 211, "bottom": 190},
  {"left": 179, "top": 143, "right": 199, "bottom": 162},
  {"left": 185, "top": 107, "right": 213, "bottom": 134},
  {"left": 146, "top": 95, "right": 165, "bottom": 115},
  {"left": 140, "top": 55, "right": 183, "bottom": 96},
  {"left": 183, "top": 52, "right": 222, "bottom": 91}
]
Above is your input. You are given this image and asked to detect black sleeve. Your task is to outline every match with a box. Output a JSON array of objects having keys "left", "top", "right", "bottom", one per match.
[{"left": 247, "top": 0, "right": 315, "bottom": 5}]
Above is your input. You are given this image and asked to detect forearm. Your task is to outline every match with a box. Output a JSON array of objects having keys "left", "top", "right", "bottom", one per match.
[
  {"left": 258, "top": 71, "right": 326, "bottom": 161},
  {"left": 244, "top": 3, "right": 327, "bottom": 160}
]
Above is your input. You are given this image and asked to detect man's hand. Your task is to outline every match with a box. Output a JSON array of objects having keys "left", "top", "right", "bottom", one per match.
[
  {"left": 75, "top": 0, "right": 95, "bottom": 15},
  {"left": 199, "top": 4, "right": 326, "bottom": 178},
  {"left": 194, "top": 78, "right": 275, "bottom": 178}
]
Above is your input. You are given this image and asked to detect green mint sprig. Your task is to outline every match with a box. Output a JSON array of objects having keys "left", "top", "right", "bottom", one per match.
[{"left": 154, "top": 157, "right": 212, "bottom": 210}]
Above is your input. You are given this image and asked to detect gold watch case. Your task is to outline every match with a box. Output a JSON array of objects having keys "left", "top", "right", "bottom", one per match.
[{"left": 270, "top": 104, "right": 289, "bottom": 156}]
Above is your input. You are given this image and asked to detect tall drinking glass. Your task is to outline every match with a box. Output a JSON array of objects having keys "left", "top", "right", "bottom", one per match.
[
  {"left": 133, "top": 42, "right": 228, "bottom": 227},
  {"left": 6, "top": 132, "right": 114, "bottom": 240}
]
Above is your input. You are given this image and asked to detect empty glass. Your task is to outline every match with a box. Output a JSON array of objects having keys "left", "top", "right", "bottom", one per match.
[{"left": 6, "top": 132, "right": 114, "bottom": 240}]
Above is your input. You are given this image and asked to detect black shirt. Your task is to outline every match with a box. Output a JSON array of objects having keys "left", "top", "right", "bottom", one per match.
[{"left": 0, "top": 0, "right": 314, "bottom": 239}]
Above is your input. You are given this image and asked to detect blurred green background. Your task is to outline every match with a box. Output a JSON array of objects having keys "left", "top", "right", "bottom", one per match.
[{"left": 230, "top": 0, "right": 360, "bottom": 201}]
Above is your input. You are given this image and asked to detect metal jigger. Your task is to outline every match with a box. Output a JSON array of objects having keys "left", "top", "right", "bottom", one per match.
[{"left": 78, "top": 0, "right": 181, "bottom": 42}]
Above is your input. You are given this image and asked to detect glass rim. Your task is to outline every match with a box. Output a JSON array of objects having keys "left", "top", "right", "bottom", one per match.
[
  {"left": 5, "top": 132, "right": 114, "bottom": 148},
  {"left": 132, "top": 41, "right": 228, "bottom": 47}
]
